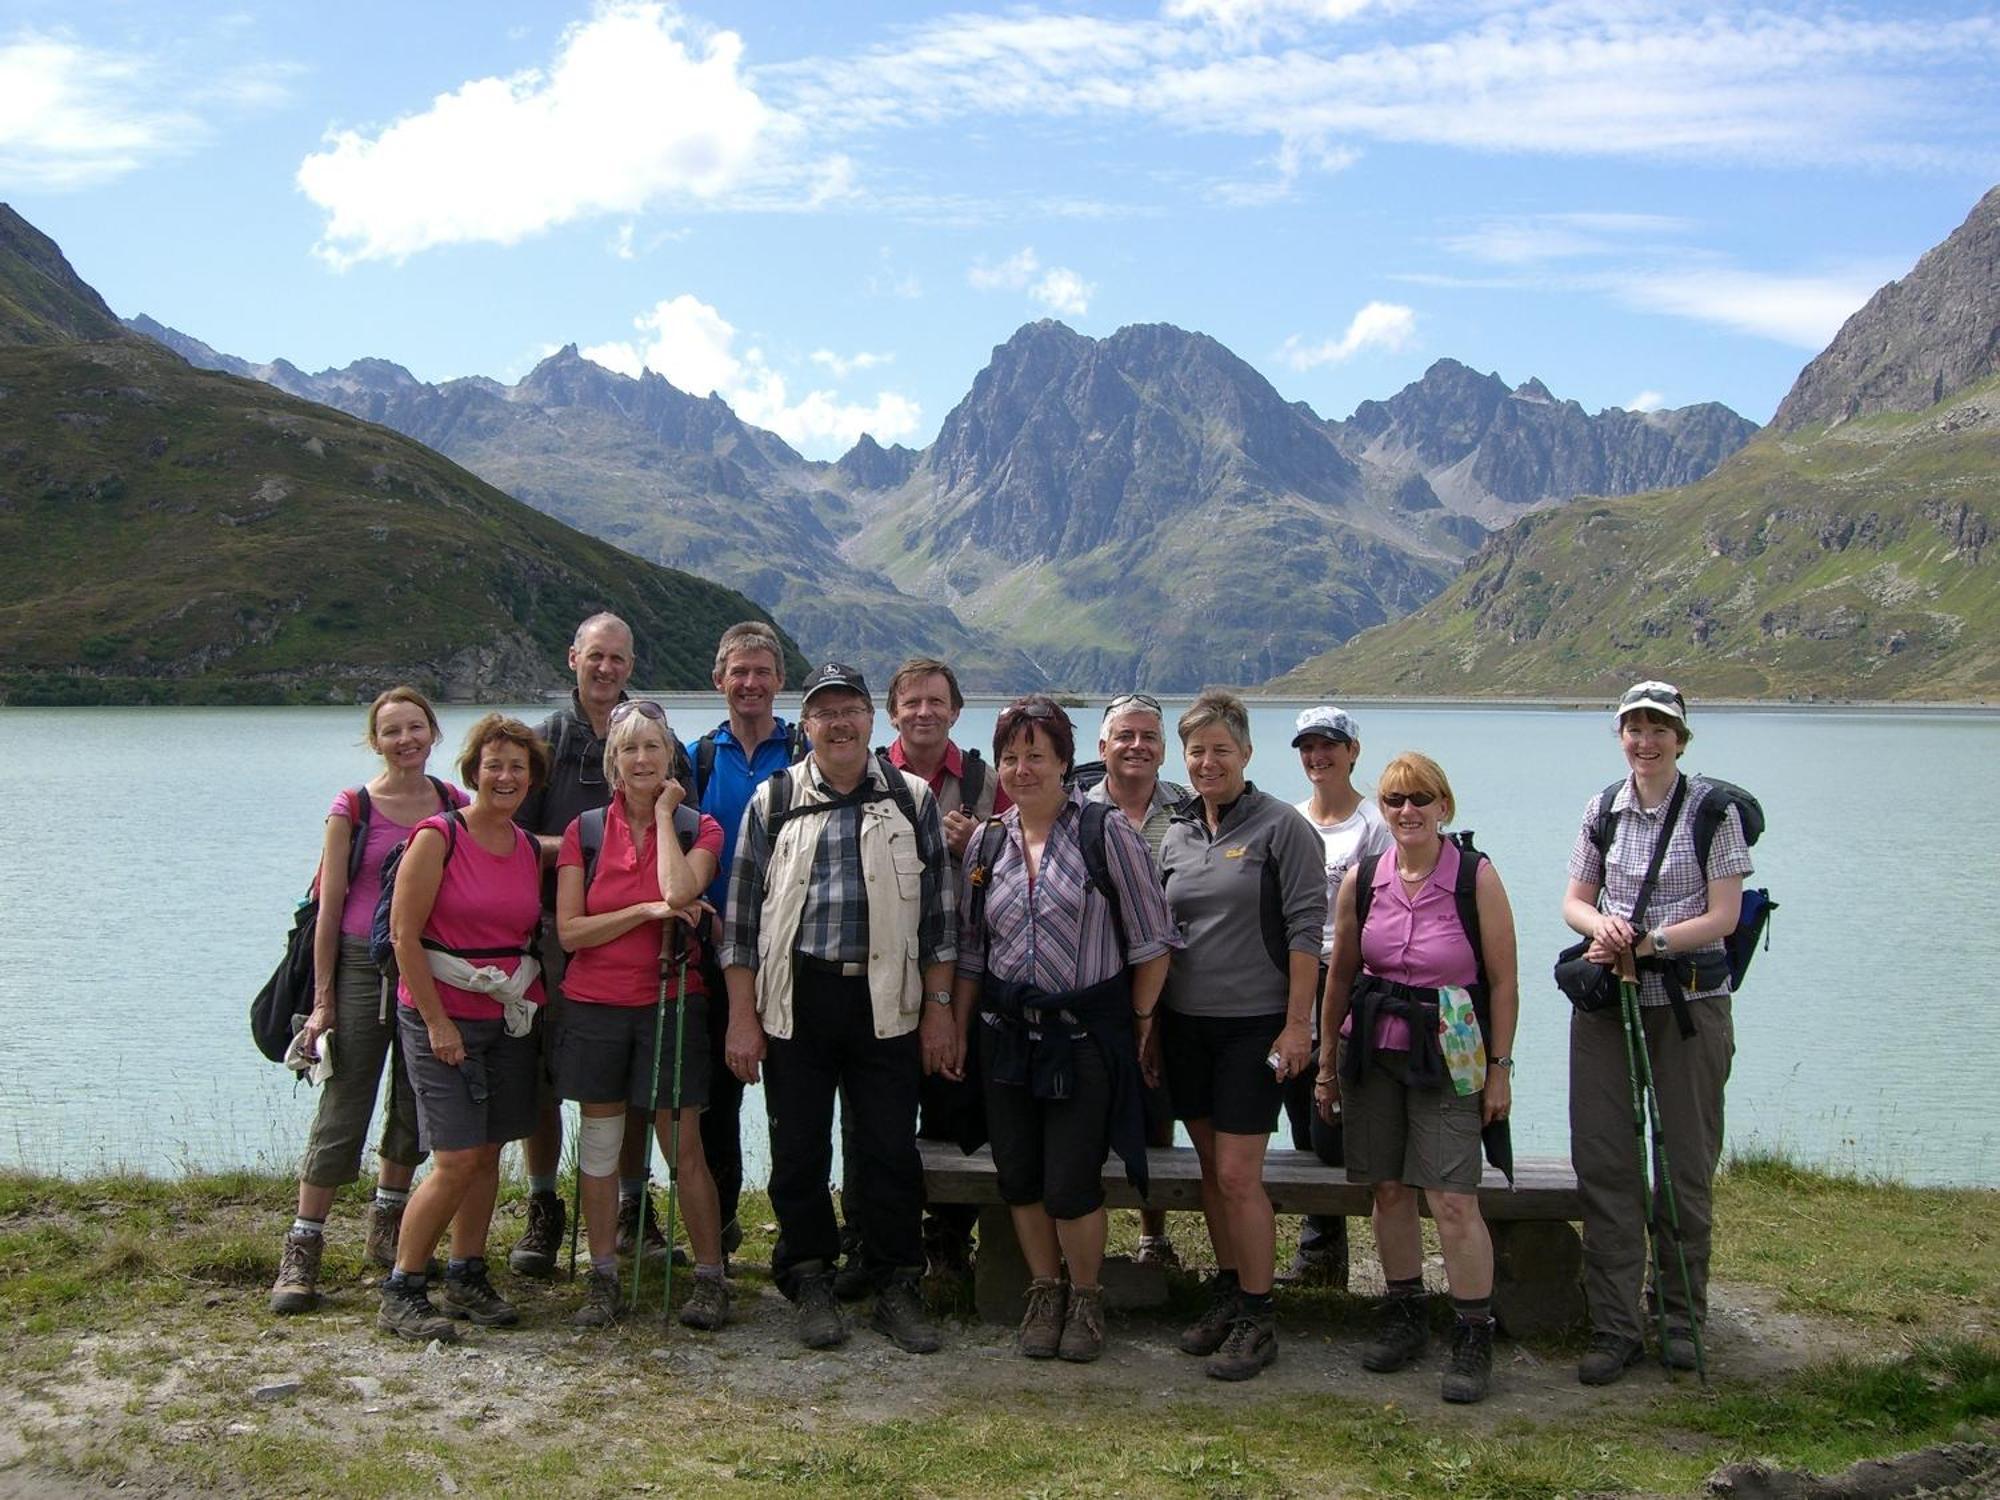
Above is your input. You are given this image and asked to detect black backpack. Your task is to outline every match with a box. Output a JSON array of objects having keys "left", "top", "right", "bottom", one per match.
[
  {"left": 1588, "top": 775, "right": 1775, "bottom": 990},
  {"left": 1354, "top": 830, "right": 1491, "bottom": 994},
  {"left": 762, "top": 751, "right": 934, "bottom": 868},
  {"left": 693, "top": 721, "right": 809, "bottom": 806},
  {"left": 965, "top": 800, "right": 1128, "bottom": 954},
  {"left": 573, "top": 802, "right": 714, "bottom": 980}
]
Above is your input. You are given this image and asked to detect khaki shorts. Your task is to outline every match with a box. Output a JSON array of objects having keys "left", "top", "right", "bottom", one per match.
[{"left": 1338, "top": 1042, "right": 1484, "bottom": 1193}]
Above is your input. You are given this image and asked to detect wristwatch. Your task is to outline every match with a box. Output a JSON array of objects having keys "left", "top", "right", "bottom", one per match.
[
  {"left": 1490, "top": 1056, "right": 1515, "bottom": 1072},
  {"left": 926, "top": 990, "right": 954, "bottom": 1008},
  {"left": 1648, "top": 926, "right": 1670, "bottom": 958}
]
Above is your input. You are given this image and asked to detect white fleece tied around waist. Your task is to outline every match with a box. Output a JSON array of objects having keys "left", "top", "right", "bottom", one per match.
[{"left": 424, "top": 952, "right": 542, "bottom": 1037}]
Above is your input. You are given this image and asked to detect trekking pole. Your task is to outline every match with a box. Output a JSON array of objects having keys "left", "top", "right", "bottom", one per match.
[
  {"left": 660, "top": 923, "right": 690, "bottom": 1320},
  {"left": 630, "top": 928, "right": 672, "bottom": 1313},
  {"left": 1622, "top": 980, "right": 1709, "bottom": 1384},
  {"left": 566, "top": 1109, "right": 583, "bottom": 1281},
  {"left": 1614, "top": 972, "right": 1673, "bottom": 1368}
]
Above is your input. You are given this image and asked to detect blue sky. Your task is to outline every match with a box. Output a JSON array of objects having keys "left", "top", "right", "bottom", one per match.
[{"left": 3, "top": 0, "right": 1996, "bottom": 457}]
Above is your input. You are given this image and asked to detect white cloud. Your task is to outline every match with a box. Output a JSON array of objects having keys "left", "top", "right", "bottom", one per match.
[
  {"left": 609, "top": 223, "right": 636, "bottom": 260},
  {"left": 967, "top": 247, "right": 1095, "bottom": 316},
  {"left": 1442, "top": 212, "right": 1693, "bottom": 266},
  {"left": 1608, "top": 265, "right": 1880, "bottom": 350},
  {"left": 583, "top": 294, "right": 921, "bottom": 454},
  {"left": 0, "top": 31, "right": 204, "bottom": 188},
  {"left": 297, "top": 2, "right": 844, "bottom": 266},
  {"left": 1625, "top": 390, "right": 1666, "bottom": 412},
  {"left": 1279, "top": 301, "right": 1417, "bottom": 369},
  {"left": 1211, "top": 132, "right": 1360, "bottom": 205},
  {"left": 809, "top": 349, "right": 893, "bottom": 378}
]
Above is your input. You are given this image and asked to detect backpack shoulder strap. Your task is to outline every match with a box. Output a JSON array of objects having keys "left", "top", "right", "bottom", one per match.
[
  {"left": 1448, "top": 831, "right": 1488, "bottom": 989},
  {"left": 878, "top": 752, "right": 929, "bottom": 860},
  {"left": 693, "top": 731, "right": 719, "bottom": 805},
  {"left": 344, "top": 786, "right": 373, "bottom": 884},
  {"left": 959, "top": 749, "right": 989, "bottom": 818},
  {"left": 1590, "top": 779, "right": 1623, "bottom": 855},
  {"left": 965, "top": 816, "right": 1009, "bottom": 937},
  {"left": 672, "top": 801, "right": 701, "bottom": 853},
  {"left": 1076, "top": 798, "right": 1129, "bottom": 956},
  {"left": 787, "top": 721, "right": 810, "bottom": 764},
  {"left": 1354, "top": 852, "right": 1380, "bottom": 939},
  {"left": 579, "top": 805, "right": 608, "bottom": 888}
]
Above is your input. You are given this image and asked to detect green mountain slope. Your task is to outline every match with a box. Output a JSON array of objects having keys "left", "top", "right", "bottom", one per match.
[
  {"left": 0, "top": 206, "right": 129, "bottom": 346},
  {"left": 0, "top": 337, "right": 806, "bottom": 704},
  {"left": 1270, "top": 382, "right": 2000, "bottom": 702}
]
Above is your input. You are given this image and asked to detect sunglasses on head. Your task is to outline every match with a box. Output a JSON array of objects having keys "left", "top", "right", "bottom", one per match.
[
  {"left": 1103, "top": 692, "right": 1162, "bottom": 718},
  {"left": 1380, "top": 791, "right": 1437, "bottom": 809},
  {"left": 608, "top": 698, "right": 669, "bottom": 728}
]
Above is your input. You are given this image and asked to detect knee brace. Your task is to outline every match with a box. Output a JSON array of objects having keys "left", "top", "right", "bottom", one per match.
[{"left": 577, "top": 1113, "right": 625, "bottom": 1177}]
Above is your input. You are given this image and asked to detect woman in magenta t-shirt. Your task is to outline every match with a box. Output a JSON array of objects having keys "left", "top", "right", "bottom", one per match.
[
  {"left": 553, "top": 700, "right": 726, "bottom": 1331},
  {"left": 269, "top": 687, "right": 468, "bottom": 1319},
  {"left": 378, "top": 714, "right": 550, "bottom": 1342}
]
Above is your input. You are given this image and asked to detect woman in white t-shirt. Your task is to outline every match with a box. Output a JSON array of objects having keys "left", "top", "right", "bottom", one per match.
[{"left": 1284, "top": 705, "right": 1392, "bottom": 1285}]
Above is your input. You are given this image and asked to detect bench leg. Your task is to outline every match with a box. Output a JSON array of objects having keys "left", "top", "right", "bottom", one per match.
[
  {"left": 1489, "top": 1220, "right": 1586, "bottom": 1337},
  {"left": 974, "top": 1204, "right": 1029, "bottom": 1325}
]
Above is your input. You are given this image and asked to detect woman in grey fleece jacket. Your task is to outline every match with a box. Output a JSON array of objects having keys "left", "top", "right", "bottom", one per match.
[{"left": 1152, "top": 691, "right": 1326, "bottom": 1382}]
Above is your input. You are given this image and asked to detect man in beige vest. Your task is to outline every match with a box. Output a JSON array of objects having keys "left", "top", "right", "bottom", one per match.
[{"left": 721, "top": 663, "right": 958, "bottom": 1353}]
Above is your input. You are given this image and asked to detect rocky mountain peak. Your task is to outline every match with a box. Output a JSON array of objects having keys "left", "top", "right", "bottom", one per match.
[
  {"left": 836, "top": 432, "right": 918, "bottom": 490},
  {"left": 1772, "top": 184, "right": 2000, "bottom": 433}
]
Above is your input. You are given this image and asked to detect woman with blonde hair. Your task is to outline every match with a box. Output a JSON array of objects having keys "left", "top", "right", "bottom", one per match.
[
  {"left": 1316, "top": 752, "right": 1518, "bottom": 1404},
  {"left": 269, "top": 687, "right": 466, "bottom": 1316}
]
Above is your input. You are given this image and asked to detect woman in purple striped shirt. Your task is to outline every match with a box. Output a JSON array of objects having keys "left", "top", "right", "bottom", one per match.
[{"left": 949, "top": 696, "right": 1179, "bottom": 1364}]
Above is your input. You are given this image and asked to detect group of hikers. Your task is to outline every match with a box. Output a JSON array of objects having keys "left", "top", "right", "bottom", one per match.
[{"left": 267, "top": 611, "right": 1754, "bottom": 1405}]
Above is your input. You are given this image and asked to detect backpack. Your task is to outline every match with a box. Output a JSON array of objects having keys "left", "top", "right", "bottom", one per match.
[
  {"left": 763, "top": 751, "right": 934, "bottom": 867},
  {"left": 574, "top": 802, "right": 713, "bottom": 979},
  {"left": 251, "top": 777, "right": 448, "bottom": 1063},
  {"left": 693, "top": 721, "right": 808, "bottom": 806},
  {"left": 543, "top": 703, "right": 695, "bottom": 794},
  {"left": 1589, "top": 775, "right": 1776, "bottom": 991},
  {"left": 1354, "top": 830, "right": 1491, "bottom": 993},
  {"left": 965, "top": 800, "right": 1129, "bottom": 954}
]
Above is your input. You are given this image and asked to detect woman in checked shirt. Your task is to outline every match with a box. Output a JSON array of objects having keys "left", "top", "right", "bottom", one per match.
[{"left": 950, "top": 696, "right": 1179, "bottom": 1364}]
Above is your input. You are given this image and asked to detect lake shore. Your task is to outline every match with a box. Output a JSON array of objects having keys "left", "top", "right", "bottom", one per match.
[{"left": 2, "top": 1158, "right": 1992, "bottom": 1498}]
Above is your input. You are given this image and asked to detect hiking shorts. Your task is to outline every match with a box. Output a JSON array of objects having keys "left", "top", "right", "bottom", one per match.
[
  {"left": 551, "top": 996, "right": 710, "bottom": 1113},
  {"left": 398, "top": 1008, "right": 540, "bottom": 1153},
  {"left": 1161, "top": 1008, "right": 1287, "bottom": 1137},
  {"left": 1337, "top": 1042, "right": 1483, "bottom": 1193}
]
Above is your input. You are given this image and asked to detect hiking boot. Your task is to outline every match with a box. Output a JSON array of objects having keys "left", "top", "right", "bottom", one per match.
[
  {"left": 1178, "top": 1274, "right": 1241, "bottom": 1356},
  {"left": 679, "top": 1273, "right": 730, "bottom": 1331},
  {"left": 507, "top": 1190, "right": 565, "bottom": 1279},
  {"left": 1440, "top": 1318, "right": 1495, "bottom": 1404},
  {"left": 794, "top": 1265, "right": 848, "bottom": 1350},
  {"left": 1285, "top": 1223, "right": 1349, "bottom": 1289},
  {"left": 833, "top": 1254, "right": 876, "bottom": 1302},
  {"left": 923, "top": 1219, "right": 973, "bottom": 1280},
  {"left": 871, "top": 1276, "right": 943, "bottom": 1354},
  {"left": 1018, "top": 1277, "right": 1067, "bottom": 1360},
  {"left": 570, "top": 1268, "right": 623, "bottom": 1328},
  {"left": 615, "top": 1189, "right": 687, "bottom": 1263},
  {"left": 268, "top": 1228, "right": 323, "bottom": 1315},
  {"left": 1663, "top": 1326, "right": 1700, "bottom": 1371},
  {"left": 1134, "top": 1235, "right": 1181, "bottom": 1271},
  {"left": 1205, "top": 1311, "right": 1278, "bottom": 1382},
  {"left": 1362, "top": 1293, "right": 1430, "bottom": 1373},
  {"left": 1058, "top": 1284, "right": 1106, "bottom": 1364},
  {"left": 439, "top": 1262, "right": 520, "bottom": 1327},
  {"left": 1578, "top": 1332, "right": 1645, "bottom": 1386},
  {"left": 377, "top": 1278, "right": 457, "bottom": 1342},
  {"left": 363, "top": 1201, "right": 404, "bottom": 1271}
]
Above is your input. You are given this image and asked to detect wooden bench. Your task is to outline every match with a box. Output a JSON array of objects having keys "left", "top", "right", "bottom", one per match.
[{"left": 919, "top": 1141, "right": 1586, "bottom": 1335}]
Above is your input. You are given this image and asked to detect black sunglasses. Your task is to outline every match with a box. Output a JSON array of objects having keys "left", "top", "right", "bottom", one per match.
[
  {"left": 1380, "top": 791, "right": 1437, "bottom": 809},
  {"left": 1103, "top": 692, "right": 1163, "bottom": 719},
  {"left": 608, "top": 698, "right": 669, "bottom": 727}
]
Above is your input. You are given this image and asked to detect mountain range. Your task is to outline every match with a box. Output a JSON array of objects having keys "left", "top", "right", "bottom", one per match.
[
  {"left": 122, "top": 300, "right": 1755, "bottom": 691},
  {"left": 1275, "top": 184, "right": 2000, "bottom": 702},
  {"left": 0, "top": 205, "right": 805, "bottom": 705}
]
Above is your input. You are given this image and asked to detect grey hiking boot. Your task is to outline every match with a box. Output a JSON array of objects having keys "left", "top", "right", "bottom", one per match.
[
  {"left": 377, "top": 1277, "right": 457, "bottom": 1342},
  {"left": 1134, "top": 1235, "right": 1181, "bottom": 1271},
  {"left": 268, "top": 1228, "right": 323, "bottom": 1315},
  {"left": 439, "top": 1261, "right": 520, "bottom": 1327},
  {"left": 571, "top": 1268, "right": 623, "bottom": 1328},
  {"left": 1058, "top": 1284, "right": 1106, "bottom": 1364},
  {"left": 1663, "top": 1326, "right": 1700, "bottom": 1371},
  {"left": 1018, "top": 1277, "right": 1067, "bottom": 1360},
  {"left": 616, "top": 1189, "right": 686, "bottom": 1263},
  {"left": 1577, "top": 1331, "right": 1645, "bottom": 1385},
  {"left": 1285, "top": 1219, "right": 1349, "bottom": 1289},
  {"left": 1441, "top": 1318, "right": 1495, "bottom": 1404},
  {"left": 508, "top": 1190, "right": 565, "bottom": 1279},
  {"left": 363, "top": 1201, "right": 404, "bottom": 1271},
  {"left": 1362, "top": 1293, "right": 1430, "bottom": 1373},
  {"left": 871, "top": 1275, "right": 942, "bottom": 1354},
  {"left": 678, "top": 1272, "right": 730, "bottom": 1331},
  {"left": 1205, "top": 1310, "right": 1278, "bottom": 1382},
  {"left": 794, "top": 1264, "right": 848, "bottom": 1349},
  {"left": 1177, "top": 1274, "right": 1240, "bottom": 1356}
]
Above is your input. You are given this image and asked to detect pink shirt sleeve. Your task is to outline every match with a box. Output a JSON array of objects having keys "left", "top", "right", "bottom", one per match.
[
  {"left": 694, "top": 813, "right": 723, "bottom": 860},
  {"left": 556, "top": 819, "right": 583, "bottom": 871},
  {"left": 327, "top": 787, "right": 360, "bottom": 822}
]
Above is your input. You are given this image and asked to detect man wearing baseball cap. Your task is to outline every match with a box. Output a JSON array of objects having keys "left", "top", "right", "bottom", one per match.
[{"left": 719, "top": 663, "right": 958, "bottom": 1354}]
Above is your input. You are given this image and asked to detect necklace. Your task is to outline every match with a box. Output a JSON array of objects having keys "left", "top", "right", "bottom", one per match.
[{"left": 1397, "top": 860, "right": 1437, "bottom": 885}]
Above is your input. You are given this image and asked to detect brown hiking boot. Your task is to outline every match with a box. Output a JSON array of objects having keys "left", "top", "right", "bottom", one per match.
[
  {"left": 1058, "top": 1284, "right": 1105, "bottom": 1364},
  {"left": 377, "top": 1277, "right": 457, "bottom": 1342},
  {"left": 1177, "top": 1274, "right": 1240, "bottom": 1356},
  {"left": 794, "top": 1264, "right": 848, "bottom": 1349},
  {"left": 1205, "top": 1310, "right": 1278, "bottom": 1382},
  {"left": 571, "top": 1268, "right": 623, "bottom": 1328},
  {"left": 1018, "top": 1277, "right": 1067, "bottom": 1360},
  {"left": 439, "top": 1261, "right": 520, "bottom": 1327},
  {"left": 1362, "top": 1292, "right": 1430, "bottom": 1373},
  {"left": 507, "top": 1189, "right": 565, "bottom": 1279},
  {"left": 268, "top": 1228, "right": 323, "bottom": 1315},
  {"left": 678, "top": 1273, "right": 730, "bottom": 1331},
  {"left": 363, "top": 1200, "right": 404, "bottom": 1271}
]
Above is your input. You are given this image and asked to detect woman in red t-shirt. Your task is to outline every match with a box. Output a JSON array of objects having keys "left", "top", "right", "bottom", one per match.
[{"left": 555, "top": 700, "right": 725, "bottom": 1331}]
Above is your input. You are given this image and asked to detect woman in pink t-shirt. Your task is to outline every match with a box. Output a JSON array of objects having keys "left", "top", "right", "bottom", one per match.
[
  {"left": 554, "top": 700, "right": 725, "bottom": 1331},
  {"left": 378, "top": 714, "right": 550, "bottom": 1342},
  {"left": 268, "top": 687, "right": 467, "bottom": 1320},
  {"left": 1316, "top": 752, "right": 1519, "bottom": 1406}
]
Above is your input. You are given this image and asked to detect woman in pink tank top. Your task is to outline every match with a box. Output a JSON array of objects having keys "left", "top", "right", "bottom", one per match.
[
  {"left": 1316, "top": 752, "right": 1519, "bottom": 1406},
  {"left": 268, "top": 687, "right": 465, "bottom": 1321},
  {"left": 377, "top": 714, "right": 551, "bottom": 1343}
]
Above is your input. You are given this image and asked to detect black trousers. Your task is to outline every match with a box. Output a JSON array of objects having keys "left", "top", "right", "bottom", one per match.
[
  {"left": 839, "top": 1059, "right": 979, "bottom": 1260},
  {"left": 1281, "top": 959, "right": 1347, "bottom": 1257},
  {"left": 765, "top": 968, "right": 923, "bottom": 1297},
  {"left": 700, "top": 984, "right": 745, "bottom": 1232}
]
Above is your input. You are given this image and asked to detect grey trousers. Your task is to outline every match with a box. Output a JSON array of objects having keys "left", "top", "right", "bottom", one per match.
[
  {"left": 1568, "top": 995, "right": 1734, "bottom": 1343},
  {"left": 299, "top": 936, "right": 424, "bottom": 1186}
]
